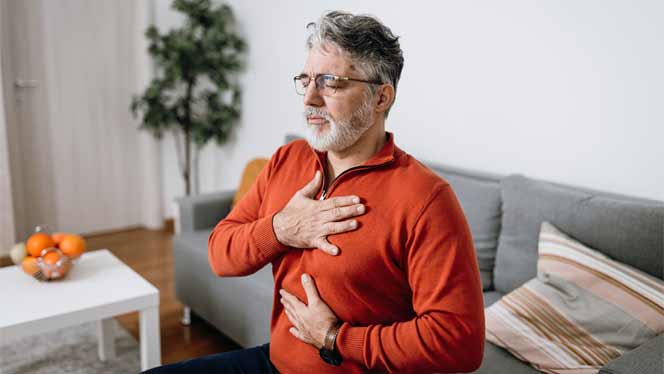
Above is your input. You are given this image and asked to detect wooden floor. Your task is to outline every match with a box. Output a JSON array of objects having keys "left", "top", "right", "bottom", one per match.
[{"left": 2, "top": 227, "right": 241, "bottom": 366}]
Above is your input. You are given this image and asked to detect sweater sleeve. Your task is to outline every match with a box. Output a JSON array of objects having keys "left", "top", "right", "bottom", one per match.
[
  {"left": 207, "top": 148, "right": 290, "bottom": 277},
  {"left": 335, "top": 185, "right": 486, "bottom": 373}
]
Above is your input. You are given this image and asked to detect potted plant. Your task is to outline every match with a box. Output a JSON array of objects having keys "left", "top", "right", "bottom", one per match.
[{"left": 131, "top": 0, "right": 246, "bottom": 196}]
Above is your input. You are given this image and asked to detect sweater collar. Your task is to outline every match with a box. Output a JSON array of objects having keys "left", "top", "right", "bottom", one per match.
[{"left": 312, "top": 131, "right": 398, "bottom": 168}]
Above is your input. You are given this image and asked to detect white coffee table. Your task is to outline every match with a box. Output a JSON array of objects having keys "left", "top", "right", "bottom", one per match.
[{"left": 0, "top": 249, "right": 161, "bottom": 371}]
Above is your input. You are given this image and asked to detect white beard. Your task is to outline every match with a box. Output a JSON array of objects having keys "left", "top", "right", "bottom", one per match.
[{"left": 303, "top": 97, "right": 374, "bottom": 152}]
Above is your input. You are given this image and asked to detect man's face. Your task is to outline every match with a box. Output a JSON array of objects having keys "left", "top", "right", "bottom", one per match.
[{"left": 301, "top": 45, "right": 375, "bottom": 152}]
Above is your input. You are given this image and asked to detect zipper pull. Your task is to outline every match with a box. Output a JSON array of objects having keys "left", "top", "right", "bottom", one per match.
[{"left": 319, "top": 188, "right": 327, "bottom": 200}]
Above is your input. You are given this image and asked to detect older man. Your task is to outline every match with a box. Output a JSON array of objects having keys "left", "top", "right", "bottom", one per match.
[{"left": 146, "top": 10, "right": 484, "bottom": 374}]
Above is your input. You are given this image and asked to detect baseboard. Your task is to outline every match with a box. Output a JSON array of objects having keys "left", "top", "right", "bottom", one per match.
[
  {"left": 82, "top": 225, "right": 144, "bottom": 239},
  {"left": 163, "top": 218, "right": 175, "bottom": 234},
  {"left": 0, "top": 255, "right": 13, "bottom": 267}
]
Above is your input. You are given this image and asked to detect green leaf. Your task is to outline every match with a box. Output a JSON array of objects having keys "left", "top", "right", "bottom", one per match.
[{"left": 132, "top": 0, "right": 246, "bottom": 152}]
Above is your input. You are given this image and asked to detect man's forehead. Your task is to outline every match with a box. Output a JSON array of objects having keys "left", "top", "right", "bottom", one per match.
[{"left": 302, "top": 45, "right": 360, "bottom": 76}]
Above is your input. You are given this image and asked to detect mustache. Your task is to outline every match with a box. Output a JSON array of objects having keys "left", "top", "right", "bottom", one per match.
[{"left": 303, "top": 107, "right": 331, "bottom": 120}]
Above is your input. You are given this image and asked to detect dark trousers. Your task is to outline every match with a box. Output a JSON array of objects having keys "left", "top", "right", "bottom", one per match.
[{"left": 141, "top": 343, "right": 278, "bottom": 374}]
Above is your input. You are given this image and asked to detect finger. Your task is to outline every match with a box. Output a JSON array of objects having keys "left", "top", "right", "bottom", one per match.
[
  {"left": 289, "top": 327, "right": 310, "bottom": 344},
  {"left": 279, "top": 290, "right": 294, "bottom": 308},
  {"left": 322, "top": 195, "right": 360, "bottom": 210},
  {"left": 279, "top": 291, "right": 295, "bottom": 311},
  {"left": 314, "top": 238, "right": 339, "bottom": 256},
  {"left": 284, "top": 309, "right": 312, "bottom": 345},
  {"left": 300, "top": 273, "right": 320, "bottom": 303},
  {"left": 280, "top": 289, "right": 306, "bottom": 309},
  {"left": 325, "top": 220, "right": 358, "bottom": 235},
  {"left": 281, "top": 295, "right": 299, "bottom": 317},
  {"left": 321, "top": 204, "right": 365, "bottom": 222},
  {"left": 298, "top": 171, "right": 322, "bottom": 198},
  {"left": 280, "top": 296, "right": 293, "bottom": 312},
  {"left": 284, "top": 306, "right": 298, "bottom": 327}
]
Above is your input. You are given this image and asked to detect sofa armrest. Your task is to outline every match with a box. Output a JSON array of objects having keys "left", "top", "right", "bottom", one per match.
[
  {"left": 175, "top": 190, "right": 236, "bottom": 234},
  {"left": 599, "top": 334, "right": 663, "bottom": 374}
]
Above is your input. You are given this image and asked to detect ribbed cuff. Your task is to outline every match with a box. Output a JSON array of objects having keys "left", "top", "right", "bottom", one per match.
[
  {"left": 253, "top": 213, "right": 290, "bottom": 260},
  {"left": 336, "top": 322, "right": 366, "bottom": 365}
]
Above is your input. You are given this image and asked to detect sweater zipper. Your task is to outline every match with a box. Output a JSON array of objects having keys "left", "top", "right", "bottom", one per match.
[
  {"left": 319, "top": 162, "right": 393, "bottom": 200},
  {"left": 320, "top": 166, "right": 364, "bottom": 200}
]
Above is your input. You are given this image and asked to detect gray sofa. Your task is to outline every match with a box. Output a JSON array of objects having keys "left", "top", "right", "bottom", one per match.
[{"left": 173, "top": 149, "right": 663, "bottom": 374}]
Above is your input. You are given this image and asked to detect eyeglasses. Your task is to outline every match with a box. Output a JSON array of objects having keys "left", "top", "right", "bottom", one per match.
[{"left": 293, "top": 73, "right": 383, "bottom": 96}]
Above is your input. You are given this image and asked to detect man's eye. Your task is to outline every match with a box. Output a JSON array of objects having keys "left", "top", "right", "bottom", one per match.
[{"left": 323, "top": 78, "right": 342, "bottom": 88}]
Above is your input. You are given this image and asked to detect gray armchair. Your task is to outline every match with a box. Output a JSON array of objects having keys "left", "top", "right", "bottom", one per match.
[
  {"left": 176, "top": 190, "right": 235, "bottom": 234},
  {"left": 173, "top": 190, "right": 275, "bottom": 348}
]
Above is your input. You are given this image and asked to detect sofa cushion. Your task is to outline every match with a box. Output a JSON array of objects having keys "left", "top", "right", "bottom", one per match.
[
  {"left": 495, "top": 174, "right": 664, "bottom": 294},
  {"left": 233, "top": 158, "right": 268, "bottom": 207},
  {"left": 479, "top": 291, "right": 540, "bottom": 374},
  {"left": 483, "top": 291, "right": 504, "bottom": 307},
  {"left": 474, "top": 342, "right": 541, "bottom": 374},
  {"left": 600, "top": 334, "right": 664, "bottom": 374},
  {"left": 427, "top": 162, "right": 503, "bottom": 291},
  {"left": 486, "top": 222, "right": 664, "bottom": 374}
]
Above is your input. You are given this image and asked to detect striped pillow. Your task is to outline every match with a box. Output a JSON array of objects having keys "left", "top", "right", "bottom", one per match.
[{"left": 485, "top": 221, "right": 664, "bottom": 374}]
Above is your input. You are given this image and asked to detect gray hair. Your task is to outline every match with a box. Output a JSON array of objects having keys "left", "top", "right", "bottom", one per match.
[{"left": 306, "top": 11, "right": 404, "bottom": 117}]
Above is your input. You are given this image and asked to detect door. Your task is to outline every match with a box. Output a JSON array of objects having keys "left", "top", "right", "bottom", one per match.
[{"left": 1, "top": 0, "right": 162, "bottom": 241}]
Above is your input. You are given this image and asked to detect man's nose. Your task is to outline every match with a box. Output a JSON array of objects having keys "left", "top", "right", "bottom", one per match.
[{"left": 303, "top": 81, "right": 324, "bottom": 107}]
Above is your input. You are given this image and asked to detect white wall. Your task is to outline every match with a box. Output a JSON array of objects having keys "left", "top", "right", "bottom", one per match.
[{"left": 156, "top": 0, "right": 664, "bottom": 218}]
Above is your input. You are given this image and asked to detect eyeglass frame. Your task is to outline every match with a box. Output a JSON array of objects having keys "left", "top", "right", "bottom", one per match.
[{"left": 293, "top": 73, "right": 384, "bottom": 96}]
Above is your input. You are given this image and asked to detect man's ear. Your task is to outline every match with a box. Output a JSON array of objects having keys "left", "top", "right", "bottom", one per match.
[{"left": 374, "top": 84, "right": 395, "bottom": 114}]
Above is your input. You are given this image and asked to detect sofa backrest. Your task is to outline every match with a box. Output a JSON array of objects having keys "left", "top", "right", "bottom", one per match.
[
  {"left": 494, "top": 174, "right": 664, "bottom": 294},
  {"left": 285, "top": 134, "right": 302, "bottom": 144},
  {"left": 285, "top": 134, "right": 664, "bottom": 296},
  {"left": 425, "top": 161, "right": 504, "bottom": 291}
]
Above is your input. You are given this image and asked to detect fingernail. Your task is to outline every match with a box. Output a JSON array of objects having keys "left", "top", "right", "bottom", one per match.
[
  {"left": 356, "top": 205, "right": 364, "bottom": 213},
  {"left": 350, "top": 220, "right": 357, "bottom": 228},
  {"left": 331, "top": 248, "right": 338, "bottom": 255},
  {"left": 352, "top": 197, "right": 360, "bottom": 203},
  {"left": 301, "top": 273, "right": 309, "bottom": 282}
]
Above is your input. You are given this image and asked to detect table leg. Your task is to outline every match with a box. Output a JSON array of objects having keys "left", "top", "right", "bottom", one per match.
[
  {"left": 181, "top": 305, "right": 191, "bottom": 326},
  {"left": 139, "top": 305, "right": 162, "bottom": 370},
  {"left": 97, "top": 318, "right": 116, "bottom": 361}
]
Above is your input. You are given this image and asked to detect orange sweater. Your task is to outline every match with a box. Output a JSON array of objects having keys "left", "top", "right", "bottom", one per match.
[{"left": 208, "top": 133, "right": 485, "bottom": 373}]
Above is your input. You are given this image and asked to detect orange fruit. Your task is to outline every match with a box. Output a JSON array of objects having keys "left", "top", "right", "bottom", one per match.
[
  {"left": 43, "top": 250, "right": 60, "bottom": 265},
  {"left": 26, "top": 233, "right": 55, "bottom": 257},
  {"left": 21, "top": 256, "right": 39, "bottom": 276},
  {"left": 51, "top": 232, "right": 68, "bottom": 248},
  {"left": 59, "top": 234, "right": 86, "bottom": 259}
]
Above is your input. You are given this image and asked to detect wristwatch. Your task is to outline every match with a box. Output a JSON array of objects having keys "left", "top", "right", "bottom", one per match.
[{"left": 319, "top": 322, "right": 343, "bottom": 366}]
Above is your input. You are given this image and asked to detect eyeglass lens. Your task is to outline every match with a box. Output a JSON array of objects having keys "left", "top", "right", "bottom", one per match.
[{"left": 294, "top": 75, "right": 336, "bottom": 96}]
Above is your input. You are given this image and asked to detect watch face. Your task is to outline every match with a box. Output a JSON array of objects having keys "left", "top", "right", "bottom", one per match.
[{"left": 319, "top": 348, "right": 343, "bottom": 366}]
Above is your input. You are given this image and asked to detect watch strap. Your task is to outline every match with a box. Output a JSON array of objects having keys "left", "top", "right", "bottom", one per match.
[{"left": 324, "top": 322, "right": 342, "bottom": 351}]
